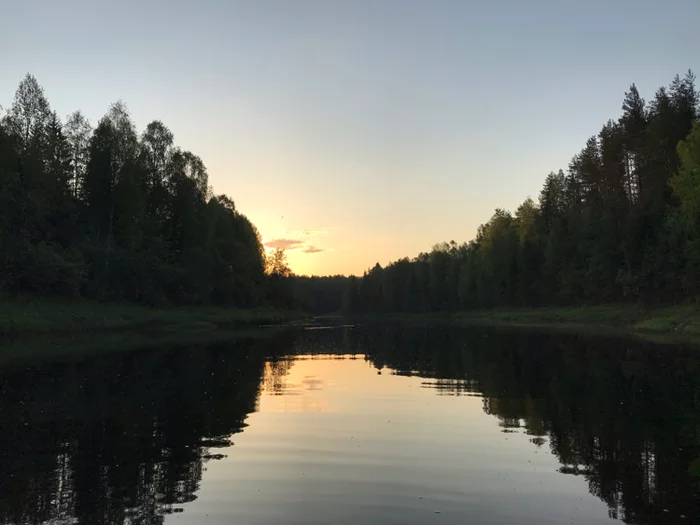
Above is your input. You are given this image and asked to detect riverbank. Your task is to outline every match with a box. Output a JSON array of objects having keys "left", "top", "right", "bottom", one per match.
[
  {"left": 0, "top": 297, "right": 307, "bottom": 338},
  {"left": 0, "top": 326, "right": 287, "bottom": 366},
  {"left": 356, "top": 304, "right": 700, "bottom": 343}
]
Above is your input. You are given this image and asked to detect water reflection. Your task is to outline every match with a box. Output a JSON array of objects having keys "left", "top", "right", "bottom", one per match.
[
  {"left": 351, "top": 325, "right": 700, "bottom": 524},
  {"left": 0, "top": 325, "right": 698, "bottom": 524},
  {"left": 0, "top": 342, "right": 266, "bottom": 525}
]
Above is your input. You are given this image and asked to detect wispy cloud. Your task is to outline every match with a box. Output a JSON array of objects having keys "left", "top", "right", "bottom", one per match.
[
  {"left": 263, "top": 228, "right": 331, "bottom": 255},
  {"left": 264, "top": 238, "right": 305, "bottom": 250}
]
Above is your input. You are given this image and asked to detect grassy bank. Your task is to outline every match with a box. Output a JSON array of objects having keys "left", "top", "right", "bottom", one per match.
[
  {"left": 454, "top": 304, "right": 700, "bottom": 333},
  {"left": 0, "top": 326, "right": 286, "bottom": 366},
  {"left": 0, "top": 297, "right": 307, "bottom": 338},
  {"left": 357, "top": 304, "right": 700, "bottom": 343}
]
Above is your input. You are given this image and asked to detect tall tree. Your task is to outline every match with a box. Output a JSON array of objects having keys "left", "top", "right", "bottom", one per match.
[
  {"left": 64, "top": 111, "right": 92, "bottom": 199},
  {"left": 620, "top": 83, "right": 647, "bottom": 201},
  {"left": 668, "top": 123, "right": 700, "bottom": 293},
  {"left": 6, "top": 74, "right": 50, "bottom": 151},
  {"left": 142, "top": 120, "right": 174, "bottom": 188}
]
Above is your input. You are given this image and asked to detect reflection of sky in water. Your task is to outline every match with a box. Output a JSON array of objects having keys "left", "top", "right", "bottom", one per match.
[
  {"left": 168, "top": 354, "right": 615, "bottom": 525},
  {"left": 3, "top": 326, "right": 697, "bottom": 525}
]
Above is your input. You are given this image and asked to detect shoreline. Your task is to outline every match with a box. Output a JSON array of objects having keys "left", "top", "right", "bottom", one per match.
[
  {"left": 0, "top": 297, "right": 307, "bottom": 339},
  {"left": 352, "top": 304, "right": 700, "bottom": 344},
  {"left": 5, "top": 300, "right": 700, "bottom": 362}
]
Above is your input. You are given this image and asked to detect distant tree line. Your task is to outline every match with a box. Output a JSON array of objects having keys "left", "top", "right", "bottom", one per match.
[
  {"left": 264, "top": 248, "right": 347, "bottom": 313},
  {"left": 345, "top": 71, "right": 700, "bottom": 312}
]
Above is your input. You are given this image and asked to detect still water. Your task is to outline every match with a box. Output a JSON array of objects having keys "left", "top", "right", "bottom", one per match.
[{"left": 0, "top": 324, "right": 699, "bottom": 524}]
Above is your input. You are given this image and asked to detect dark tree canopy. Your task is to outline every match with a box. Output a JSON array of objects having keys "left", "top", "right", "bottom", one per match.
[
  {"left": 0, "top": 74, "right": 267, "bottom": 306},
  {"left": 346, "top": 71, "right": 700, "bottom": 312},
  {"left": 2, "top": 71, "right": 699, "bottom": 314}
]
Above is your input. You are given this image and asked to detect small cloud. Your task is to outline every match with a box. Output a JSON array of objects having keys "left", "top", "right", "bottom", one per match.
[
  {"left": 265, "top": 238, "right": 304, "bottom": 250},
  {"left": 263, "top": 227, "right": 332, "bottom": 254}
]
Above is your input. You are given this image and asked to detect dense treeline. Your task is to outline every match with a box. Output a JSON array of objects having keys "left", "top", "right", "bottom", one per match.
[
  {"left": 5, "top": 71, "right": 699, "bottom": 315},
  {"left": 0, "top": 74, "right": 347, "bottom": 313},
  {"left": 345, "top": 71, "right": 700, "bottom": 312},
  {"left": 262, "top": 248, "right": 346, "bottom": 313},
  {"left": 0, "top": 74, "right": 271, "bottom": 306},
  {"left": 0, "top": 75, "right": 265, "bottom": 306}
]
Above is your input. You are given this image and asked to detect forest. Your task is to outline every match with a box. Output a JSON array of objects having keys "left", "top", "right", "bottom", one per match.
[
  {"left": 344, "top": 71, "right": 700, "bottom": 313},
  {"left": 0, "top": 73, "right": 345, "bottom": 310},
  {"left": 2, "top": 71, "right": 700, "bottom": 316}
]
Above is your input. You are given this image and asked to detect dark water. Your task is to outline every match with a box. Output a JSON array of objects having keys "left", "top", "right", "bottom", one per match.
[{"left": 1, "top": 325, "right": 699, "bottom": 525}]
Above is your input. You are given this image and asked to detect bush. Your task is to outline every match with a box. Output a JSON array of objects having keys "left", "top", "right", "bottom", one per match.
[{"left": 16, "top": 242, "right": 86, "bottom": 296}]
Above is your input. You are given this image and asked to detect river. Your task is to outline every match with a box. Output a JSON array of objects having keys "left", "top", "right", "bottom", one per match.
[{"left": 0, "top": 323, "right": 698, "bottom": 524}]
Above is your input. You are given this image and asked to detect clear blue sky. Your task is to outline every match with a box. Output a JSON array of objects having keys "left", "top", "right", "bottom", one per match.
[{"left": 2, "top": 0, "right": 698, "bottom": 275}]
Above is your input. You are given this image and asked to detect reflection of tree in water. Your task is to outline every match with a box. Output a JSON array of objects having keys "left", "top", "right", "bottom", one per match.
[
  {"left": 0, "top": 340, "right": 266, "bottom": 525},
  {"left": 420, "top": 378, "right": 480, "bottom": 396},
  {"left": 5, "top": 325, "right": 700, "bottom": 525},
  {"left": 263, "top": 357, "right": 295, "bottom": 394},
  {"left": 351, "top": 324, "right": 700, "bottom": 525}
]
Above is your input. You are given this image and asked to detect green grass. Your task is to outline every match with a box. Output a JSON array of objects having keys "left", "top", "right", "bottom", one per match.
[
  {"left": 454, "top": 305, "right": 650, "bottom": 326},
  {"left": 357, "top": 304, "right": 700, "bottom": 343},
  {"left": 452, "top": 304, "right": 700, "bottom": 343},
  {"left": 453, "top": 304, "right": 700, "bottom": 334},
  {"left": 0, "top": 296, "right": 307, "bottom": 338},
  {"left": 0, "top": 326, "right": 284, "bottom": 366}
]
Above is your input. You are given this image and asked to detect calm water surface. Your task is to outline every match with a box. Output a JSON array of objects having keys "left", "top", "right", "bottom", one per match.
[{"left": 0, "top": 324, "right": 699, "bottom": 524}]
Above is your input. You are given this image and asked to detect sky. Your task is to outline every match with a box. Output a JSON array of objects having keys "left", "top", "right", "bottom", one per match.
[{"left": 2, "top": 0, "right": 698, "bottom": 276}]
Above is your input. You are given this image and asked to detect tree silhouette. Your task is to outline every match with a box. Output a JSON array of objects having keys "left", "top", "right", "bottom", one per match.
[
  {"left": 0, "top": 74, "right": 269, "bottom": 307},
  {"left": 346, "top": 71, "right": 699, "bottom": 312}
]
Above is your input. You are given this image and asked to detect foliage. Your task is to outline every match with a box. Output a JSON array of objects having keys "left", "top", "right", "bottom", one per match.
[
  {"left": 266, "top": 248, "right": 292, "bottom": 278},
  {"left": 3, "top": 71, "right": 699, "bottom": 315},
  {"left": 0, "top": 74, "right": 268, "bottom": 307},
  {"left": 347, "top": 71, "right": 700, "bottom": 312},
  {"left": 0, "top": 296, "right": 303, "bottom": 339}
]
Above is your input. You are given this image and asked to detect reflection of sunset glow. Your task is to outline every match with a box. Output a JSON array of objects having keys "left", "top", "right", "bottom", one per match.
[
  {"left": 302, "top": 376, "right": 323, "bottom": 391},
  {"left": 261, "top": 355, "right": 365, "bottom": 413},
  {"left": 258, "top": 354, "right": 485, "bottom": 416}
]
